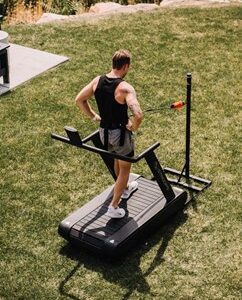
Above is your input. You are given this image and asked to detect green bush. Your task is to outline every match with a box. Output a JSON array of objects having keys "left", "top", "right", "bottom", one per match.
[
  {"left": 1, "top": 0, "right": 11, "bottom": 16},
  {"left": 48, "top": 0, "right": 83, "bottom": 14}
]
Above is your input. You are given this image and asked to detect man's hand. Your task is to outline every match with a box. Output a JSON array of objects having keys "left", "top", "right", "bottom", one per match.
[
  {"left": 126, "top": 119, "right": 133, "bottom": 131},
  {"left": 75, "top": 76, "right": 100, "bottom": 120},
  {"left": 92, "top": 113, "right": 101, "bottom": 122}
]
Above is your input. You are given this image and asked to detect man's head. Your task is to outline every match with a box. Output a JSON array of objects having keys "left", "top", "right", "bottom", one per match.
[{"left": 112, "top": 50, "right": 131, "bottom": 77}]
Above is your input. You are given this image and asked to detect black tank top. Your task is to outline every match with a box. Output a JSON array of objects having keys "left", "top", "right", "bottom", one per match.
[{"left": 94, "top": 75, "right": 128, "bottom": 128}]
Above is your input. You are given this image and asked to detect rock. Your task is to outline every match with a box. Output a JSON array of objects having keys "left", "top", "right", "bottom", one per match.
[
  {"left": 36, "top": 13, "right": 69, "bottom": 24},
  {"left": 36, "top": 1, "right": 241, "bottom": 24},
  {"left": 160, "top": 0, "right": 234, "bottom": 7},
  {"left": 89, "top": 2, "right": 122, "bottom": 14},
  {"left": 89, "top": 2, "right": 158, "bottom": 14},
  {"left": 36, "top": 3, "right": 159, "bottom": 24}
]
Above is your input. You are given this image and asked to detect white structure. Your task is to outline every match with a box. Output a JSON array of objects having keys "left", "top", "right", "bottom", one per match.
[{"left": 0, "top": 30, "right": 9, "bottom": 44}]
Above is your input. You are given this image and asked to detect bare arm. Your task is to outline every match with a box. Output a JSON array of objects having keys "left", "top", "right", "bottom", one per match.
[
  {"left": 75, "top": 77, "right": 101, "bottom": 121},
  {"left": 123, "top": 84, "right": 143, "bottom": 131}
]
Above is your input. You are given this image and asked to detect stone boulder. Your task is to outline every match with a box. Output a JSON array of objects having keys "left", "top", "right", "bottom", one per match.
[
  {"left": 89, "top": 2, "right": 122, "bottom": 13},
  {"left": 160, "top": 0, "right": 232, "bottom": 7},
  {"left": 36, "top": 13, "right": 69, "bottom": 24},
  {"left": 89, "top": 2, "right": 159, "bottom": 14},
  {"left": 36, "top": 1, "right": 240, "bottom": 24}
]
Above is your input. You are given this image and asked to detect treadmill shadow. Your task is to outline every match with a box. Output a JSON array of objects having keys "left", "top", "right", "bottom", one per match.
[{"left": 58, "top": 209, "right": 188, "bottom": 300}]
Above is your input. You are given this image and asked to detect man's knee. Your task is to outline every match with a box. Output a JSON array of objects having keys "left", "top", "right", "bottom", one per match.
[{"left": 118, "top": 160, "right": 131, "bottom": 174}]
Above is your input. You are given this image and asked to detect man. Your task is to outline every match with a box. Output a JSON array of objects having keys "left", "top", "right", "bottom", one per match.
[{"left": 75, "top": 49, "right": 143, "bottom": 218}]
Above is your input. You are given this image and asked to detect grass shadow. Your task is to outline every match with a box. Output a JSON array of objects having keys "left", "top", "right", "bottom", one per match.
[{"left": 58, "top": 209, "right": 188, "bottom": 300}]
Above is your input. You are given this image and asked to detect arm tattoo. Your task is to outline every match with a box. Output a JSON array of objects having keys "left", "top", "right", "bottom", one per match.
[{"left": 129, "top": 103, "right": 142, "bottom": 116}]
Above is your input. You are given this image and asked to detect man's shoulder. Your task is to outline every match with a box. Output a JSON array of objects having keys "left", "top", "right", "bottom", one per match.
[
  {"left": 92, "top": 75, "right": 101, "bottom": 84},
  {"left": 92, "top": 75, "right": 101, "bottom": 91},
  {"left": 118, "top": 81, "right": 134, "bottom": 91}
]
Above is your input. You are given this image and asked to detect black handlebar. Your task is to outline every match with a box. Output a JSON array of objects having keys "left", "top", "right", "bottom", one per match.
[{"left": 51, "top": 127, "right": 160, "bottom": 163}]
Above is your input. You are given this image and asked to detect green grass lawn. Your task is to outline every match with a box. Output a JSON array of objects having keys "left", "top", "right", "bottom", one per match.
[{"left": 0, "top": 5, "right": 241, "bottom": 300}]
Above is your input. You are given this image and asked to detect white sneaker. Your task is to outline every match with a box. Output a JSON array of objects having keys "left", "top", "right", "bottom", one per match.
[
  {"left": 106, "top": 206, "right": 125, "bottom": 218},
  {"left": 121, "top": 181, "right": 138, "bottom": 200}
]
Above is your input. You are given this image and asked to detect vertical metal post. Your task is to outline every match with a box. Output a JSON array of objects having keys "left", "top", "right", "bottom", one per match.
[{"left": 185, "top": 73, "right": 192, "bottom": 179}]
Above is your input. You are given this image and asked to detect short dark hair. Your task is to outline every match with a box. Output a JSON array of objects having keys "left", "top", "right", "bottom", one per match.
[{"left": 112, "top": 49, "right": 131, "bottom": 70}]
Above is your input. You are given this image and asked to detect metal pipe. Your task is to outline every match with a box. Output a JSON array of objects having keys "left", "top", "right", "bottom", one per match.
[{"left": 185, "top": 73, "right": 192, "bottom": 179}]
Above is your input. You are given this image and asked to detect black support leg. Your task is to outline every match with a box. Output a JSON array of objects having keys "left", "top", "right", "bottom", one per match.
[
  {"left": 1, "top": 50, "right": 10, "bottom": 84},
  {"left": 145, "top": 151, "right": 175, "bottom": 202},
  {"left": 91, "top": 133, "right": 117, "bottom": 181}
]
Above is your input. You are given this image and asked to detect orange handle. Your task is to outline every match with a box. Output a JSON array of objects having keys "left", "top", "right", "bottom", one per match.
[{"left": 170, "top": 101, "right": 185, "bottom": 109}]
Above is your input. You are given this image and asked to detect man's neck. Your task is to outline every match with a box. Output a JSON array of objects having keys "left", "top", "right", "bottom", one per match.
[{"left": 107, "top": 69, "right": 123, "bottom": 79}]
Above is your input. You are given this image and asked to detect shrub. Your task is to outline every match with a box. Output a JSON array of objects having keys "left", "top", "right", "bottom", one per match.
[
  {"left": 6, "top": 0, "right": 43, "bottom": 23},
  {"left": 47, "top": 0, "right": 85, "bottom": 15}
]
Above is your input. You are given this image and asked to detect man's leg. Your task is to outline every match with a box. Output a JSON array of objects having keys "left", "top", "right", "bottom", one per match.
[
  {"left": 111, "top": 159, "right": 131, "bottom": 208},
  {"left": 114, "top": 159, "right": 120, "bottom": 178}
]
